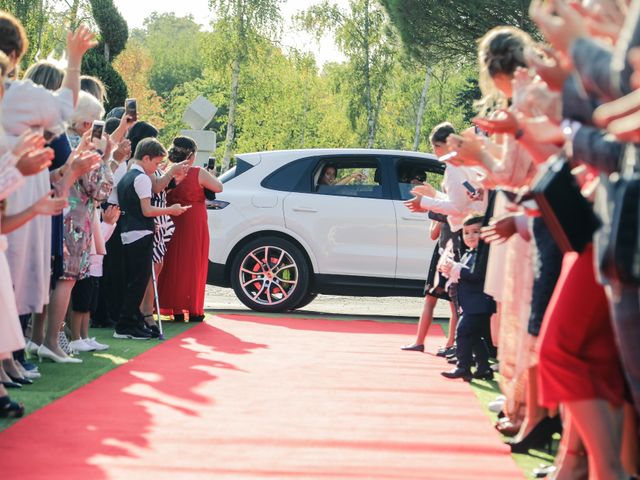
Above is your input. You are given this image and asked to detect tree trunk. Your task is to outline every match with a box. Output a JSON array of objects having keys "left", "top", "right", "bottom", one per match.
[
  {"left": 369, "top": 81, "right": 384, "bottom": 148},
  {"left": 364, "top": 0, "right": 375, "bottom": 149},
  {"left": 413, "top": 67, "right": 431, "bottom": 151},
  {"left": 221, "top": 54, "right": 241, "bottom": 173}
]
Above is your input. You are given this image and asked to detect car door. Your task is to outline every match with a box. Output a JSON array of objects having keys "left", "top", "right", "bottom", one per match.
[
  {"left": 392, "top": 156, "right": 445, "bottom": 281},
  {"left": 283, "top": 155, "right": 397, "bottom": 278}
]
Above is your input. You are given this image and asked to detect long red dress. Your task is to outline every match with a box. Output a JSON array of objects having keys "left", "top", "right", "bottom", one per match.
[
  {"left": 158, "top": 167, "right": 208, "bottom": 316},
  {"left": 537, "top": 244, "right": 625, "bottom": 409}
]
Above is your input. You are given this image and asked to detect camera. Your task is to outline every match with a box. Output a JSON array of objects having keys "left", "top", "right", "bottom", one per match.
[
  {"left": 125, "top": 98, "right": 137, "bottom": 122},
  {"left": 207, "top": 157, "right": 215, "bottom": 171}
]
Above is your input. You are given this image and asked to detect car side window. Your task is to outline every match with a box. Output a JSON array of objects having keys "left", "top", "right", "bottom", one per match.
[
  {"left": 396, "top": 161, "right": 443, "bottom": 201},
  {"left": 315, "top": 159, "right": 382, "bottom": 199}
]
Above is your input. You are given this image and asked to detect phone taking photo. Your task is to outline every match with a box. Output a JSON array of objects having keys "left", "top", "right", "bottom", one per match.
[
  {"left": 91, "top": 120, "right": 106, "bottom": 153},
  {"left": 125, "top": 98, "right": 137, "bottom": 122},
  {"left": 207, "top": 157, "right": 215, "bottom": 171},
  {"left": 462, "top": 180, "right": 477, "bottom": 195}
]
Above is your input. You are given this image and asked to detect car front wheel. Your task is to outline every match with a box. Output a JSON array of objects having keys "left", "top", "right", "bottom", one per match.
[{"left": 230, "top": 236, "right": 310, "bottom": 313}]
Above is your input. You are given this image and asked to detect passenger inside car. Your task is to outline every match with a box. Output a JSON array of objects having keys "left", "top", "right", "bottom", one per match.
[
  {"left": 398, "top": 166, "right": 427, "bottom": 199},
  {"left": 317, "top": 164, "right": 367, "bottom": 187}
]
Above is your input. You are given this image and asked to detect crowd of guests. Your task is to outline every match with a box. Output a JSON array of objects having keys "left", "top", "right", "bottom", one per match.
[
  {"left": 0, "top": 12, "right": 222, "bottom": 419},
  {"left": 401, "top": 1, "right": 640, "bottom": 478}
]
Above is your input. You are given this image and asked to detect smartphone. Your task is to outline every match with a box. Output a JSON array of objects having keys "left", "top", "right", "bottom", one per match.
[
  {"left": 462, "top": 180, "right": 477, "bottom": 195},
  {"left": 439, "top": 151, "right": 458, "bottom": 162},
  {"left": 207, "top": 157, "right": 215, "bottom": 171},
  {"left": 125, "top": 98, "right": 137, "bottom": 122},
  {"left": 91, "top": 120, "right": 105, "bottom": 142}
]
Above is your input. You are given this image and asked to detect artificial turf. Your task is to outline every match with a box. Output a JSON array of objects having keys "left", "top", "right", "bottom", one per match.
[{"left": 0, "top": 321, "right": 197, "bottom": 432}]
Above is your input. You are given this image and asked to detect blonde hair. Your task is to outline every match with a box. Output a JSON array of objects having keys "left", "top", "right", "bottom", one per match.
[
  {"left": 71, "top": 90, "right": 105, "bottom": 126},
  {"left": 477, "top": 26, "right": 533, "bottom": 113},
  {"left": 80, "top": 75, "right": 107, "bottom": 105},
  {"left": 24, "top": 61, "right": 64, "bottom": 91}
]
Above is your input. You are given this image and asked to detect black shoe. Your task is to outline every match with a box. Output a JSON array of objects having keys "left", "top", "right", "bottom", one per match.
[
  {"left": 401, "top": 344, "right": 424, "bottom": 352},
  {"left": 173, "top": 314, "right": 185, "bottom": 323},
  {"left": 472, "top": 369, "right": 494, "bottom": 380},
  {"left": 144, "top": 324, "right": 160, "bottom": 338},
  {"left": 441, "top": 368, "right": 472, "bottom": 381},
  {"left": 0, "top": 396, "right": 24, "bottom": 418},
  {"left": 1, "top": 381, "right": 22, "bottom": 389},
  {"left": 436, "top": 346, "right": 455, "bottom": 357},
  {"left": 189, "top": 314, "right": 205, "bottom": 322},
  {"left": 446, "top": 351, "right": 457, "bottom": 360},
  {"left": 113, "top": 325, "right": 152, "bottom": 340},
  {"left": 507, "top": 416, "right": 562, "bottom": 453},
  {"left": 8, "top": 374, "right": 33, "bottom": 385},
  {"left": 447, "top": 357, "right": 458, "bottom": 364}
]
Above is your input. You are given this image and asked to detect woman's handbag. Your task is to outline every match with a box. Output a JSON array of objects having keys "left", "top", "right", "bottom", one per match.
[
  {"left": 531, "top": 155, "right": 601, "bottom": 254},
  {"left": 602, "top": 149, "right": 640, "bottom": 285}
]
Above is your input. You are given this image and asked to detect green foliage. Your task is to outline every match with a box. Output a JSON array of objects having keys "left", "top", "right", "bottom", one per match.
[
  {"left": 88, "top": 0, "right": 127, "bottom": 58},
  {"left": 380, "top": 0, "right": 537, "bottom": 63},
  {"left": 453, "top": 76, "right": 482, "bottom": 124},
  {"left": 82, "top": 48, "right": 127, "bottom": 111},
  {"left": 138, "top": 13, "right": 207, "bottom": 98}
]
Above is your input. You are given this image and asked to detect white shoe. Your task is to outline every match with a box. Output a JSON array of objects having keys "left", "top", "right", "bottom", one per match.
[
  {"left": 25, "top": 340, "right": 41, "bottom": 356},
  {"left": 68, "top": 339, "right": 95, "bottom": 352},
  {"left": 22, "top": 370, "right": 41, "bottom": 379},
  {"left": 37, "top": 345, "right": 82, "bottom": 364},
  {"left": 83, "top": 337, "right": 109, "bottom": 351},
  {"left": 488, "top": 398, "right": 505, "bottom": 413}
]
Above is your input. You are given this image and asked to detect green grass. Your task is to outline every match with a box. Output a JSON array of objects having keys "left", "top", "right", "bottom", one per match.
[{"left": 0, "top": 321, "right": 196, "bottom": 432}]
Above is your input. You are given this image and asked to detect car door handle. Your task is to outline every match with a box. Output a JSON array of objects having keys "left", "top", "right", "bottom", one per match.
[
  {"left": 401, "top": 215, "right": 427, "bottom": 221},
  {"left": 292, "top": 207, "right": 318, "bottom": 213}
]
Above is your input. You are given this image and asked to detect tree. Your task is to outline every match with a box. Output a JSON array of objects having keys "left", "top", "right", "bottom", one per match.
[
  {"left": 82, "top": 0, "right": 128, "bottom": 111},
  {"left": 296, "top": 0, "right": 398, "bottom": 148},
  {"left": 113, "top": 40, "right": 166, "bottom": 128},
  {"left": 209, "top": 0, "right": 283, "bottom": 172},
  {"left": 135, "top": 13, "right": 207, "bottom": 98},
  {"left": 379, "top": 0, "right": 537, "bottom": 63}
]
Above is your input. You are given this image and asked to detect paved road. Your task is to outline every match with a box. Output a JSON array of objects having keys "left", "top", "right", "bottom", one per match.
[{"left": 204, "top": 285, "right": 452, "bottom": 321}]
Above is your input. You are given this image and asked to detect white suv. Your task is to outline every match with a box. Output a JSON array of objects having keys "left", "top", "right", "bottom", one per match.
[{"left": 207, "top": 149, "right": 444, "bottom": 312}]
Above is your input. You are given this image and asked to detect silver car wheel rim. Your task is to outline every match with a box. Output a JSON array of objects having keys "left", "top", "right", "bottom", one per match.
[{"left": 239, "top": 246, "right": 299, "bottom": 306}]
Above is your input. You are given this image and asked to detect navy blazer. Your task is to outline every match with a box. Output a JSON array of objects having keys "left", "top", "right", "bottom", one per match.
[{"left": 456, "top": 249, "right": 496, "bottom": 316}]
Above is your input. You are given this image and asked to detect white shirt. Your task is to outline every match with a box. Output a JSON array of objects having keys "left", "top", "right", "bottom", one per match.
[
  {"left": 419, "top": 163, "right": 486, "bottom": 232},
  {"left": 107, "top": 160, "right": 127, "bottom": 205},
  {"left": 121, "top": 164, "right": 153, "bottom": 245},
  {"left": 89, "top": 221, "right": 116, "bottom": 277}
]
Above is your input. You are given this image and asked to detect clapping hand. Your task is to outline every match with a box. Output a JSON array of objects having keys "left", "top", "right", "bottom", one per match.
[
  {"left": 15, "top": 133, "right": 54, "bottom": 176},
  {"left": 411, "top": 183, "right": 437, "bottom": 198},
  {"left": 102, "top": 205, "right": 121, "bottom": 225},
  {"left": 403, "top": 195, "right": 427, "bottom": 213},
  {"left": 480, "top": 212, "right": 518, "bottom": 244},
  {"left": 32, "top": 190, "right": 68, "bottom": 216}
]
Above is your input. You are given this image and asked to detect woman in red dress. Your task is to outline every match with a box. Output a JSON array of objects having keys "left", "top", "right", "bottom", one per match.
[{"left": 158, "top": 136, "right": 222, "bottom": 321}]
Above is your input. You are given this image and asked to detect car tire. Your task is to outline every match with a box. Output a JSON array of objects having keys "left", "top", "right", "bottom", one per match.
[
  {"left": 291, "top": 292, "right": 318, "bottom": 310},
  {"left": 230, "top": 236, "right": 310, "bottom": 313}
]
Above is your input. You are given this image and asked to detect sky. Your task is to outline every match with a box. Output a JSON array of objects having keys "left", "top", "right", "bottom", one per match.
[{"left": 112, "top": 0, "right": 348, "bottom": 66}]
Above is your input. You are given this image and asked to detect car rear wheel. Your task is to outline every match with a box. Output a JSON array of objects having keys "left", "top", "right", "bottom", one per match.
[{"left": 230, "top": 236, "right": 310, "bottom": 313}]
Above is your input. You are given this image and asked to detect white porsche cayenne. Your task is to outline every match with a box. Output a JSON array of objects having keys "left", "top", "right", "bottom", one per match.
[{"left": 206, "top": 149, "right": 445, "bottom": 312}]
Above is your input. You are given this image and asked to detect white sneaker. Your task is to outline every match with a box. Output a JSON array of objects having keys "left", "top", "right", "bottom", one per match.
[
  {"left": 83, "top": 337, "right": 109, "bottom": 351},
  {"left": 68, "top": 339, "right": 96, "bottom": 352}
]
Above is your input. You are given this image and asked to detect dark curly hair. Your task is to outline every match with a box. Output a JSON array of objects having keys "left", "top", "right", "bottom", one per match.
[{"left": 0, "top": 12, "right": 28, "bottom": 63}]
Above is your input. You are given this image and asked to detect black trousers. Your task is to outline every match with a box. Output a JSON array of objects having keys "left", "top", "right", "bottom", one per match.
[
  {"left": 455, "top": 312, "right": 492, "bottom": 371},
  {"left": 94, "top": 220, "right": 124, "bottom": 326},
  {"left": 117, "top": 234, "right": 153, "bottom": 329}
]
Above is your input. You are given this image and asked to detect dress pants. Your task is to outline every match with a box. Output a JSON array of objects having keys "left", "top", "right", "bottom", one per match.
[
  {"left": 94, "top": 219, "right": 124, "bottom": 326},
  {"left": 117, "top": 234, "right": 153, "bottom": 329},
  {"left": 455, "top": 312, "right": 492, "bottom": 371}
]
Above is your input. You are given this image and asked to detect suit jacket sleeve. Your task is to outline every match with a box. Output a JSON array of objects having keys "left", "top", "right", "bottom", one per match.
[{"left": 572, "top": 126, "right": 624, "bottom": 175}]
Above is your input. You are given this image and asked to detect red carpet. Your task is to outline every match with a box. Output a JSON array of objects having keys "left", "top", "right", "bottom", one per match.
[{"left": 0, "top": 315, "right": 523, "bottom": 479}]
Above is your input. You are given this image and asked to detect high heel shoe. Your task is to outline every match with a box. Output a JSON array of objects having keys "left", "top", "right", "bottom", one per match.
[
  {"left": 507, "top": 415, "right": 562, "bottom": 454},
  {"left": 37, "top": 345, "right": 82, "bottom": 364},
  {"left": 0, "top": 396, "right": 24, "bottom": 418}
]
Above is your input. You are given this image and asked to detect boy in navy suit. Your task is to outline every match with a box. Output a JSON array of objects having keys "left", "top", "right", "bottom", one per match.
[{"left": 439, "top": 213, "right": 495, "bottom": 381}]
